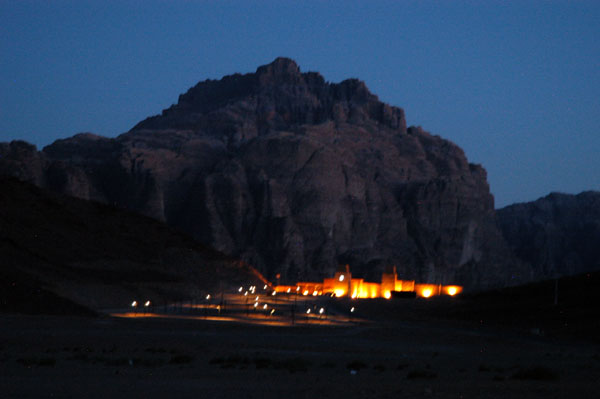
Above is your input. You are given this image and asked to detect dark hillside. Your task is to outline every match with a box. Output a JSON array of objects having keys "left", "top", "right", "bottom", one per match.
[{"left": 0, "top": 176, "right": 264, "bottom": 313}]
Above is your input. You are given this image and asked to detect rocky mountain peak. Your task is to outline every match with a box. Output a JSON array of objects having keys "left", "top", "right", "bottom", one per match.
[
  {"left": 131, "top": 57, "right": 405, "bottom": 136},
  {"left": 255, "top": 57, "right": 302, "bottom": 83}
]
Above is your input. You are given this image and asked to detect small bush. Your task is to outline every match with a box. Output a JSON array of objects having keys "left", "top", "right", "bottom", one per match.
[
  {"left": 274, "top": 358, "right": 311, "bottom": 373},
  {"left": 169, "top": 355, "right": 194, "bottom": 365},
  {"left": 407, "top": 369, "right": 437, "bottom": 379},
  {"left": 253, "top": 357, "right": 272, "bottom": 369},
  {"left": 511, "top": 366, "right": 559, "bottom": 381},
  {"left": 373, "top": 364, "right": 386, "bottom": 372},
  {"left": 320, "top": 361, "right": 336, "bottom": 369},
  {"left": 17, "top": 357, "right": 56, "bottom": 367},
  {"left": 346, "top": 360, "right": 367, "bottom": 371}
]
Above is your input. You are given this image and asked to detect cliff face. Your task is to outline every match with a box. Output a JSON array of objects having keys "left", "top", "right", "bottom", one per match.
[
  {"left": 0, "top": 58, "right": 522, "bottom": 289},
  {"left": 497, "top": 191, "right": 600, "bottom": 279}
]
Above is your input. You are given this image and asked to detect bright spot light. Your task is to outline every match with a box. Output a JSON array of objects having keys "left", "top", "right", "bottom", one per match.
[
  {"left": 312, "top": 290, "right": 318, "bottom": 296},
  {"left": 131, "top": 301, "right": 137, "bottom": 307},
  {"left": 271, "top": 291, "right": 276, "bottom": 296},
  {"left": 422, "top": 288, "right": 433, "bottom": 298},
  {"left": 339, "top": 274, "right": 345, "bottom": 282},
  {"left": 350, "top": 307, "right": 355, "bottom": 313},
  {"left": 238, "top": 287, "right": 243, "bottom": 292},
  {"left": 254, "top": 302, "right": 258, "bottom": 307},
  {"left": 306, "top": 309, "right": 311, "bottom": 314},
  {"left": 447, "top": 287, "right": 457, "bottom": 296},
  {"left": 244, "top": 291, "right": 248, "bottom": 296},
  {"left": 144, "top": 300, "right": 151, "bottom": 307},
  {"left": 286, "top": 288, "right": 291, "bottom": 293},
  {"left": 255, "top": 296, "right": 259, "bottom": 301},
  {"left": 296, "top": 286, "right": 300, "bottom": 291},
  {"left": 206, "top": 294, "right": 211, "bottom": 300},
  {"left": 319, "top": 308, "right": 324, "bottom": 314},
  {"left": 384, "top": 291, "right": 391, "bottom": 299},
  {"left": 263, "top": 285, "right": 268, "bottom": 290},
  {"left": 263, "top": 304, "right": 267, "bottom": 309},
  {"left": 351, "top": 293, "right": 357, "bottom": 299},
  {"left": 303, "top": 290, "right": 309, "bottom": 296},
  {"left": 270, "top": 309, "right": 275, "bottom": 315},
  {"left": 334, "top": 289, "right": 345, "bottom": 297}
]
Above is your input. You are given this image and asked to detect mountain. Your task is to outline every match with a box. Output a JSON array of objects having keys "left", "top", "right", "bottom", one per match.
[
  {"left": 0, "top": 57, "right": 525, "bottom": 290},
  {"left": 497, "top": 191, "right": 600, "bottom": 279},
  {"left": 0, "top": 176, "right": 265, "bottom": 313}
]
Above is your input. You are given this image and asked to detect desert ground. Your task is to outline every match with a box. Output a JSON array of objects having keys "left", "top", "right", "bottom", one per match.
[{"left": 2, "top": 294, "right": 599, "bottom": 399}]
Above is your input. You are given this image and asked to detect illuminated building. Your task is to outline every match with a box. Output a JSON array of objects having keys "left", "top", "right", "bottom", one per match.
[{"left": 274, "top": 264, "right": 462, "bottom": 299}]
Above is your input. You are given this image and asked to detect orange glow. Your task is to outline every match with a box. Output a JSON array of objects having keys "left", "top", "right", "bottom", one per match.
[
  {"left": 443, "top": 285, "right": 463, "bottom": 296},
  {"left": 272, "top": 269, "right": 461, "bottom": 300}
]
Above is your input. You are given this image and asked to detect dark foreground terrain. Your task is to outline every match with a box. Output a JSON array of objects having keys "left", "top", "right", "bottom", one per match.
[{"left": 3, "top": 293, "right": 599, "bottom": 399}]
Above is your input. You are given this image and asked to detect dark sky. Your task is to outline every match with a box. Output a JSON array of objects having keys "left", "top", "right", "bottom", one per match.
[{"left": 1, "top": 1, "right": 598, "bottom": 208}]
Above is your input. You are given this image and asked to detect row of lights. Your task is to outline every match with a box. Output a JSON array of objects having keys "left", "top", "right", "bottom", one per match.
[{"left": 131, "top": 300, "right": 151, "bottom": 308}]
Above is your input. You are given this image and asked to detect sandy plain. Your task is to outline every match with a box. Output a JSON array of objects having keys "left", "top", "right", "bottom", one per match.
[{"left": 2, "top": 298, "right": 599, "bottom": 399}]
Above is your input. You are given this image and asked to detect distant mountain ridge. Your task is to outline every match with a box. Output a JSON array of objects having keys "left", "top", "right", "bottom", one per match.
[
  {"left": 497, "top": 191, "right": 600, "bottom": 279},
  {"left": 1, "top": 58, "right": 527, "bottom": 290}
]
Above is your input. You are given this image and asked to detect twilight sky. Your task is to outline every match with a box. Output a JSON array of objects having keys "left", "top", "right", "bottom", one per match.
[{"left": 1, "top": 1, "right": 598, "bottom": 208}]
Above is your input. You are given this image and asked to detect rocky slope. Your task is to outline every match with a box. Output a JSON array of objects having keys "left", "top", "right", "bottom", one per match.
[
  {"left": 0, "top": 58, "right": 524, "bottom": 290},
  {"left": 497, "top": 191, "right": 600, "bottom": 279},
  {"left": 0, "top": 176, "right": 264, "bottom": 313}
]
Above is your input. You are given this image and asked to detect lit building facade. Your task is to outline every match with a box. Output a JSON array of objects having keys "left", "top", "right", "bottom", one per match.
[{"left": 274, "top": 265, "right": 462, "bottom": 299}]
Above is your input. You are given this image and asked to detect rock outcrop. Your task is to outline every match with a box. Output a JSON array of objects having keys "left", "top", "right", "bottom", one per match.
[
  {"left": 497, "top": 191, "right": 600, "bottom": 279},
  {"left": 0, "top": 58, "right": 523, "bottom": 289}
]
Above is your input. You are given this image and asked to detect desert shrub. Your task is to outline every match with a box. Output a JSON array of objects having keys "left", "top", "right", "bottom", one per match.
[
  {"left": 274, "top": 357, "right": 311, "bottom": 373},
  {"left": 209, "top": 354, "right": 248, "bottom": 368},
  {"left": 17, "top": 357, "right": 56, "bottom": 367},
  {"left": 38, "top": 357, "right": 56, "bottom": 367},
  {"left": 346, "top": 360, "right": 367, "bottom": 371},
  {"left": 134, "top": 357, "right": 166, "bottom": 367},
  {"left": 511, "top": 366, "right": 559, "bottom": 381},
  {"left": 407, "top": 369, "right": 437, "bottom": 379},
  {"left": 373, "top": 364, "right": 386, "bottom": 372},
  {"left": 253, "top": 357, "right": 272, "bottom": 369},
  {"left": 169, "top": 355, "right": 194, "bottom": 365},
  {"left": 105, "top": 357, "right": 129, "bottom": 366}
]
